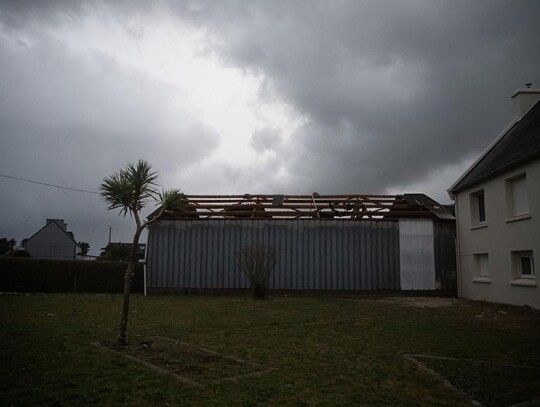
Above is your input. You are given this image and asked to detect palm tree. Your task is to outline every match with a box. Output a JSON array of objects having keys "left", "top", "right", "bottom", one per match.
[
  {"left": 77, "top": 241, "right": 90, "bottom": 256},
  {"left": 100, "top": 160, "right": 186, "bottom": 346}
]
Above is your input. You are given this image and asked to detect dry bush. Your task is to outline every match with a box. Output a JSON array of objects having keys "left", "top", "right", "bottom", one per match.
[{"left": 237, "top": 245, "right": 277, "bottom": 300}]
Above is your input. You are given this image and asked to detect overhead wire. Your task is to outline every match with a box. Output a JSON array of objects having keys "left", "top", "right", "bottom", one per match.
[
  {"left": 1, "top": 172, "right": 140, "bottom": 242},
  {"left": 0, "top": 173, "right": 100, "bottom": 195},
  {"left": 110, "top": 228, "right": 131, "bottom": 239}
]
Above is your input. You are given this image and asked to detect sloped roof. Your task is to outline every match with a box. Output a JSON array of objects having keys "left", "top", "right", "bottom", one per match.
[
  {"left": 450, "top": 100, "right": 540, "bottom": 193},
  {"left": 25, "top": 219, "right": 77, "bottom": 244},
  {"left": 402, "top": 194, "right": 455, "bottom": 220}
]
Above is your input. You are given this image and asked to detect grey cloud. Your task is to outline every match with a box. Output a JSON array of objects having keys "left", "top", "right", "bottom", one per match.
[
  {"left": 170, "top": 0, "right": 540, "bottom": 195},
  {"left": 2, "top": 0, "right": 540, "bottom": 252},
  {"left": 17, "top": 0, "right": 537, "bottom": 197},
  {"left": 0, "top": 0, "right": 83, "bottom": 28},
  {"left": 0, "top": 25, "right": 219, "bottom": 253},
  {"left": 250, "top": 127, "right": 282, "bottom": 153},
  {"left": 0, "top": 30, "right": 219, "bottom": 174}
]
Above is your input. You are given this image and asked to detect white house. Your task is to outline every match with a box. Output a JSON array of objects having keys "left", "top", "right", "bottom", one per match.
[
  {"left": 448, "top": 87, "right": 540, "bottom": 309},
  {"left": 23, "top": 219, "right": 77, "bottom": 260}
]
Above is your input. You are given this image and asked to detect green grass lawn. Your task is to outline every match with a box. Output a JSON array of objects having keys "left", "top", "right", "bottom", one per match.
[{"left": 1, "top": 294, "right": 539, "bottom": 406}]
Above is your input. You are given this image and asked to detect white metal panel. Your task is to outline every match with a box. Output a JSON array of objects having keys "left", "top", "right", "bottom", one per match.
[{"left": 399, "top": 219, "right": 435, "bottom": 290}]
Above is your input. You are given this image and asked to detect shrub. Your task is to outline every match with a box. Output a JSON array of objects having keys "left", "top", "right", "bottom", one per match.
[{"left": 237, "top": 245, "right": 277, "bottom": 300}]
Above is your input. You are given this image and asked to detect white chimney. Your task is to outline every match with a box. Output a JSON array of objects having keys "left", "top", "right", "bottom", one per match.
[
  {"left": 512, "top": 84, "right": 540, "bottom": 120},
  {"left": 46, "top": 218, "right": 67, "bottom": 231}
]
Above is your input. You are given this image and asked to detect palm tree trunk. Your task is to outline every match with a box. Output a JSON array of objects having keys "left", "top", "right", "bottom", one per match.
[{"left": 118, "top": 229, "right": 142, "bottom": 346}]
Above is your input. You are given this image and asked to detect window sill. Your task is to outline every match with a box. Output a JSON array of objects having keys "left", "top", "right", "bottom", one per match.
[
  {"left": 473, "top": 276, "right": 491, "bottom": 284},
  {"left": 505, "top": 214, "right": 531, "bottom": 223},
  {"left": 510, "top": 279, "right": 537, "bottom": 287},
  {"left": 470, "top": 223, "right": 488, "bottom": 230}
]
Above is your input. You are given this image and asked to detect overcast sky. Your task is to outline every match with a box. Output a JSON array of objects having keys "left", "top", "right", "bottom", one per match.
[{"left": 1, "top": 1, "right": 539, "bottom": 255}]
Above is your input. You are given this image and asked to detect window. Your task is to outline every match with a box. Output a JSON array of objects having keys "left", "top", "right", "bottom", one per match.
[
  {"left": 519, "top": 253, "right": 534, "bottom": 278},
  {"left": 512, "top": 251, "right": 535, "bottom": 280},
  {"left": 473, "top": 253, "right": 490, "bottom": 283},
  {"left": 470, "top": 189, "right": 486, "bottom": 226},
  {"left": 476, "top": 254, "right": 489, "bottom": 277},
  {"left": 506, "top": 174, "right": 529, "bottom": 218}
]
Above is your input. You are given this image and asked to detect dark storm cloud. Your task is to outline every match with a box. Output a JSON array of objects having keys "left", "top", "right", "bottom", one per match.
[
  {"left": 169, "top": 0, "right": 540, "bottom": 194},
  {"left": 1, "top": 0, "right": 540, "bottom": 251},
  {"left": 0, "top": 15, "right": 219, "bottom": 253},
  {"left": 0, "top": 37, "right": 219, "bottom": 169}
]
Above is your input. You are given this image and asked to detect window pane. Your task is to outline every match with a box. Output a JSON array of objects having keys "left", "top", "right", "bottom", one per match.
[
  {"left": 478, "top": 254, "right": 489, "bottom": 277},
  {"left": 521, "top": 256, "right": 533, "bottom": 276},
  {"left": 511, "top": 176, "right": 529, "bottom": 216},
  {"left": 478, "top": 193, "right": 486, "bottom": 222}
]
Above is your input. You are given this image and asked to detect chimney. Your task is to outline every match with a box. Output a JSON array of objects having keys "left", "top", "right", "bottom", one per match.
[
  {"left": 511, "top": 84, "right": 540, "bottom": 120},
  {"left": 46, "top": 218, "right": 67, "bottom": 231}
]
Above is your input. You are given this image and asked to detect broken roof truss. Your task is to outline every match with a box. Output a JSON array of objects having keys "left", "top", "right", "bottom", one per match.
[{"left": 157, "top": 194, "right": 447, "bottom": 220}]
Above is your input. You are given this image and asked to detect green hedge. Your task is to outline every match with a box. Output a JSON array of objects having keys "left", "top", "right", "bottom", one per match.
[{"left": 0, "top": 258, "right": 144, "bottom": 293}]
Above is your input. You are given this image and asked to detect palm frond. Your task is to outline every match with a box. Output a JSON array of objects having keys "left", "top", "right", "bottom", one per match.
[
  {"left": 124, "top": 160, "right": 159, "bottom": 210},
  {"left": 100, "top": 160, "right": 158, "bottom": 216},
  {"left": 100, "top": 171, "right": 132, "bottom": 216},
  {"left": 158, "top": 188, "right": 187, "bottom": 211}
]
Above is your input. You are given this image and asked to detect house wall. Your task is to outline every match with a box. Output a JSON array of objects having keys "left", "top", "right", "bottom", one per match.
[
  {"left": 24, "top": 223, "right": 76, "bottom": 260},
  {"left": 146, "top": 218, "right": 454, "bottom": 292},
  {"left": 455, "top": 159, "right": 540, "bottom": 309}
]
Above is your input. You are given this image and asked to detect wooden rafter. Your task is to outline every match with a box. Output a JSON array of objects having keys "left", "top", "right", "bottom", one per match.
[{"left": 154, "top": 194, "right": 437, "bottom": 220}]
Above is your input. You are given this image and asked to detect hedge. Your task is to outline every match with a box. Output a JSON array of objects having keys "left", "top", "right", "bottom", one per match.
[{"left": 0, "top": 257, "right": 144, "bottom": 293}]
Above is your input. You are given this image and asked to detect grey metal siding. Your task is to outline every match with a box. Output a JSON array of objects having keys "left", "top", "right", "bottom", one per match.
[{"left": 147, "top": 219, "right": 401, "bottom": 290}]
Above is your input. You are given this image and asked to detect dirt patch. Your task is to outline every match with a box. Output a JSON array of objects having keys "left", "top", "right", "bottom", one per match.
[
  {"left": 374, "top": 296, "right": 460, "bottom": 308},
  {"left": 405, "top": 353, "right": 540, "bottom": 407},
  {"left": 96, "top": 336, "right": 274, "bottom": 386}
]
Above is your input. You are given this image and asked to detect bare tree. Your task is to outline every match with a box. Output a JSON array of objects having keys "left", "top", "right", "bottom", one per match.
[
  {"left": 100, "top": 159, "right": 186, "bottom": 345},
  {"left": 237, "top": 245, "right": 277, "bottom": 300}
]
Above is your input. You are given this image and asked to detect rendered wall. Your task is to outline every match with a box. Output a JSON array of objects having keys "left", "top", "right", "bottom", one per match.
[
  {"left": 24, "top": 222, "right": 76, "bottom": 260},
  {"left": 456, "top": 159, "right": 540, "bottom": 309}
]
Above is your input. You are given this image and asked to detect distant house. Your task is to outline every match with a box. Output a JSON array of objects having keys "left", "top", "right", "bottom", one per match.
[
  {"left": 449, "top": 86, "right": 540, "bottom": 309},
  {"left": 23, "top": 219, "right": 77, "bottom": 260}
]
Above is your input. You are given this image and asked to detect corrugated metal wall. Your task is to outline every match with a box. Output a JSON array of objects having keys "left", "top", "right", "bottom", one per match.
[
  {"left": 398, "top": 219, "right": 435, "bottom": 290},
  {"left": 147, "top": 219, "right": 400, "bottom": 290}
]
